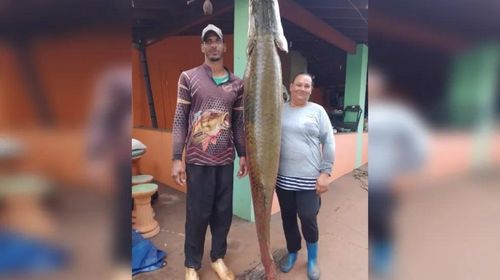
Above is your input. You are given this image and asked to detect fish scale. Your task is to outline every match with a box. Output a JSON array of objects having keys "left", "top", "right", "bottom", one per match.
[{"left": 243, "top": 0, "right": 288, "bottom": 279}]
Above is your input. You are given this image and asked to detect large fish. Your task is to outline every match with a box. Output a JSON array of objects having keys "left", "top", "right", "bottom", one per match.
[{"left": 243, "top": 0, "right": 288, "bottom": 279}]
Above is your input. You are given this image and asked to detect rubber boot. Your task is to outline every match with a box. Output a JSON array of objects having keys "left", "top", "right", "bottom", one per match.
[
  {"left": 279, "top": 251, "right": 298, "bottom": 273},
  {"left": 306, "top": 242, "right": 320, "bottom": 280},
  {"left": 371, "top": 240, "right": 393, "bottom": 278}
]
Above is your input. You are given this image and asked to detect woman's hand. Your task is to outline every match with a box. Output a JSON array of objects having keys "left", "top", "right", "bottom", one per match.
[{"left": 316, "top": 173, "right": 330, "bottom": 195}]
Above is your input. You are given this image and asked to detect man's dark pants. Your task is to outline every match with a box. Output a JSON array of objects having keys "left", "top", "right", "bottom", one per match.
[{"left": 184, "top": 163, "right": 234, "bottom": 269}]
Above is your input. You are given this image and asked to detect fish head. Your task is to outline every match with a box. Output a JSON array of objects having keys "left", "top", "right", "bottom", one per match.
[
  {"left": 248, "top": 0, "right": 288, "bottom": 53},
  {"left": 249, "top": 0, "right": 277, "bottom": 34},
  {"left": 199, "top": 111, "right": 230, "bottom": 132}
]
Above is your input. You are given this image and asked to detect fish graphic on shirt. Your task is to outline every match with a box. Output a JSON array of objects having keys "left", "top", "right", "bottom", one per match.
[{"left": 190, "top": 110, "right": 230, "bottom": 151}]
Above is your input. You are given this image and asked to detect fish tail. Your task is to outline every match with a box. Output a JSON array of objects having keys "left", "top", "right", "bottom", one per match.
[{"left": 250, "top": 180, "right": 278, "bottom": 279}]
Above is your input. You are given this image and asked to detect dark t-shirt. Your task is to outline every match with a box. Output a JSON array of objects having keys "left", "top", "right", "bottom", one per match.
[{"left": 172, "top": 64, "right": 246, "bottom": 165}]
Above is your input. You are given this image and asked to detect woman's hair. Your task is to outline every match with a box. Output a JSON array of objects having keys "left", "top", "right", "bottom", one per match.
[{"left": 291, "top": 72, "right": 314, "bottom": 87}]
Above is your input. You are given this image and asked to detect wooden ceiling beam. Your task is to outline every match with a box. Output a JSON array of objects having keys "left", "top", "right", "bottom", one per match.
[
  {"left": 335, "top": 26, "right": 368, "bottom": 29},
  {"left": 279, "top": 0, "right": 357, "bottom": 53},
  {"left": 145, "top": 3, "right": 233, "bottom": 46},
  {"left": 370, "top": 12, "right": 469, "bottom": 52}
]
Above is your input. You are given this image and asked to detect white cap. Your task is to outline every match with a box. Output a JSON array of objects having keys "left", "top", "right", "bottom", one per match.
[{"left": 201, "top": 24, "right": 223, "bottom": 41}]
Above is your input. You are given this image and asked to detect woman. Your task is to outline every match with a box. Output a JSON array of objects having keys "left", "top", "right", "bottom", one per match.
[{"left": 277, "top": 73, "right": 335, "bottom": 280}]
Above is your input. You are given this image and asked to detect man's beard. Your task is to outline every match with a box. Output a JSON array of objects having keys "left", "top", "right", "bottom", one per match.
[{"left": 208, "top": 55, "right": 222, "bottom": 62}]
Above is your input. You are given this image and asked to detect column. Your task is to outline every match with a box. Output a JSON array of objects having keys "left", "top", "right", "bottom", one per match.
[
  {"left": 344, "top": 43, "right": 368, "bottom": 167},
  {"left": 232, "top": 0, "right": 255, "bottom": 222},
  {"left": 447, "top": 43, "right": 500, "bottom": 168}
]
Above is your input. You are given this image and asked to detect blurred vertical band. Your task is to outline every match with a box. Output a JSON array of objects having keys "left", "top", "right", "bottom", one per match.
[
  {"left": 369, "top": 0, "right": 499, "bottom": 279},
  {"left": 0, "top": 0, "right": 131, "bottom": 279}
]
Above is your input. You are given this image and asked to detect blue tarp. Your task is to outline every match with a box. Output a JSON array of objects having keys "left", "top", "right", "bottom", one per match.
[
  {"left": 132, "top": 229, "right": 166, "bottom": 275},
  {"left": 0, "top": 230, "right": 67, "bottom": 276}
]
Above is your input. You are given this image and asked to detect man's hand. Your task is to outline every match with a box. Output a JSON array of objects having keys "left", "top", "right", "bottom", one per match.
[
  {"left": 316, "top": 173, "right": 330, "bottom": 195},
  {"left": 237, "top": 156, "right": 248, "bottom": 178},
  {"left": 171, "top": 160, "right": 186, "bottom": 186}
]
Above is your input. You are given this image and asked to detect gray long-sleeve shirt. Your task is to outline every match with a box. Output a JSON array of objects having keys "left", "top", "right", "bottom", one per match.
[
  {"left": 369, "top": 102, "right": 428, "bottom": 188},
  {"left": 278, "top": 102, "right": 335, "bottom": 178}
]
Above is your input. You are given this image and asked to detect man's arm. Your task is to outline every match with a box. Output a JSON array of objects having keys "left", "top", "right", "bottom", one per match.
[
  {"left": 232, "top": 82, "right": 248, "bottom": 177},
  {"left": 171, "top": 72, "right": 191, "bottom": 185},
  {"left": 86, "top": 67, "right": 131, "bottom": 190}
]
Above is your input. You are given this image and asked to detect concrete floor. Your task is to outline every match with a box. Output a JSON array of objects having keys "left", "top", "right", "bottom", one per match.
[
  {"left": 134, "top": 165, "right": 368, "bottom": 280},
  {"left": 392, "top": 171, "right": 500, "bottom": 280}
]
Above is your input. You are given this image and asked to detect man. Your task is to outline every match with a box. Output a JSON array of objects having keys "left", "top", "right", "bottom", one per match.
[{"left": 171, "top": 24, "right": 248, "bottom": 280}]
